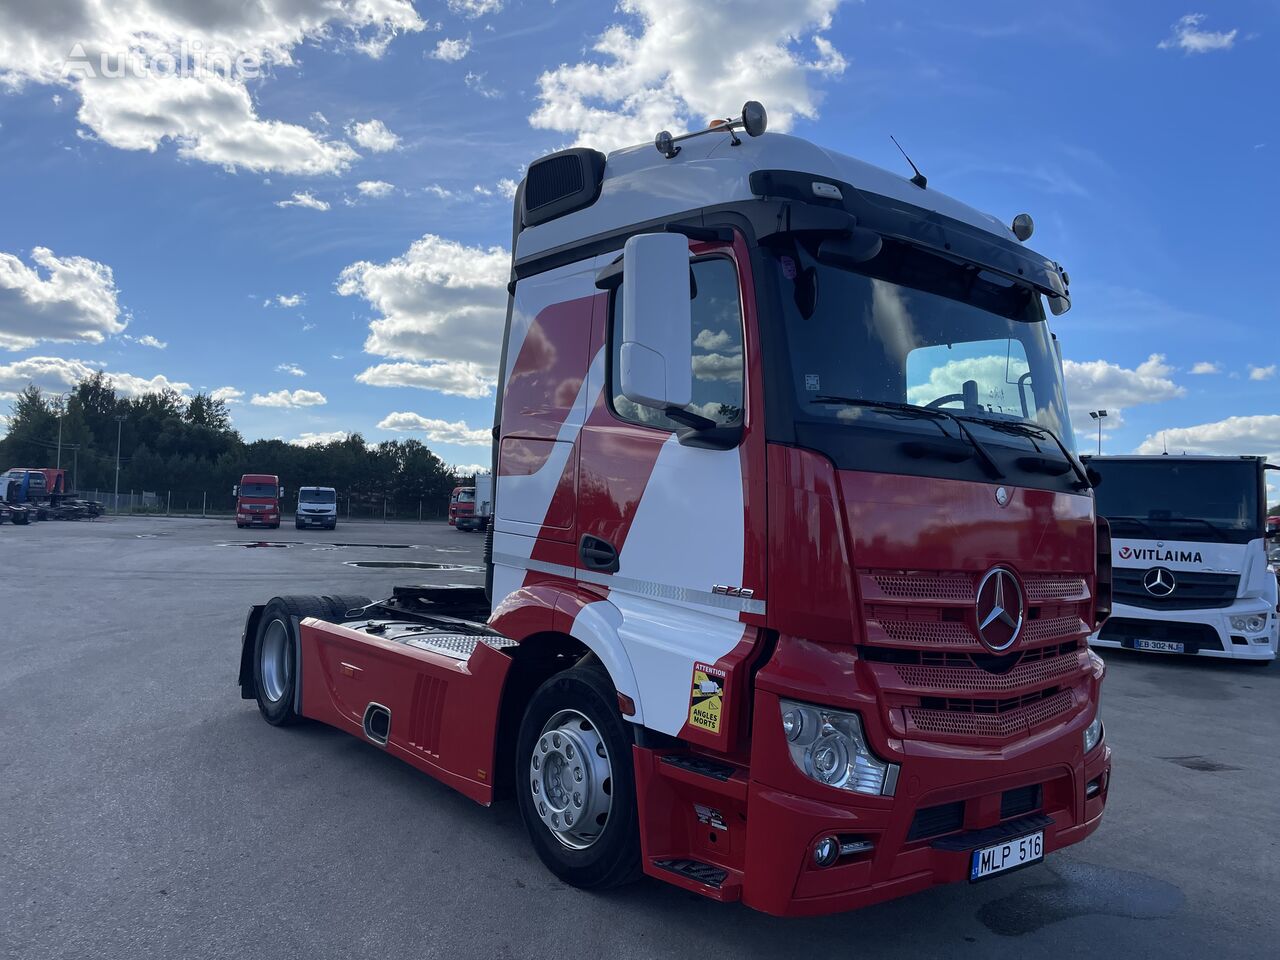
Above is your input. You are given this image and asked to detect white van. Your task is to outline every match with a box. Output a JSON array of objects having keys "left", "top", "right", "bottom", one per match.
[{"left": 296, "top": 486, "right": 338, "bottom": 530}]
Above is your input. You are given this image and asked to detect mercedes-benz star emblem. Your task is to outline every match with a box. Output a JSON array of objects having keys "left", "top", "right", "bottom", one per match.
[
  {"left": 1143, "top": 567, "right": 1176, "bottom": 598},
  {"left": 975, "top": 567, "right": 1024, "bottom": 652}
]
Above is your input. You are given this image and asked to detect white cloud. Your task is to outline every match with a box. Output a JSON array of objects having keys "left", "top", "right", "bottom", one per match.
[
  {"left": 496, "top": 177, "right": 519, "bottom": 199},
  {"left": 268, "top": 293, "right": 305, "bottom": 308},
  {"left": 465, "top": 71, "right": 502, "bottom": 98},
  {"left": 424, "top": 184, "right": 454, "bottom": 199},
  {"left": 135, "top": 334, "right": 166, "bottom": 349},
  {"left": 1062, "top": 353, "right": 1184, "bottom": 433},
  {"left": 356, "top": 179, "right": 395, "bottom": 198},
  {"left": 378, "top": 411, "right": 491, "bottom": 445},
  {"left": 275, "top": 362, "right": 306, "bottom": 377},
  {"left": 0, "top": 246, "right": 126, "bottom": 350},
  {"left": 251, "top": 388, "right": 327, "bottom": 408},
  {"left": 356, "top": 360, "right": 495, "bottom": 398},
  {"left": 336, "top": 233, "right": 509, "bottom": 388},
  {"left": 1135, "top": 416, "right": 1280, "bottom": 480},
  {"left": 211, "top": 386, "right": 244, "bottom": 404},
  {"left": 1158, "top": 14, "right": 1238, "bottom": 54},
  {"left": 290, "top": 431, "right": 349, "bottom": 446},
  {"left": 430, "top": 37, "right": 472, "bottom": 62},
  {"left": 345, "top": 118, "right": 401, "bottom": 152},
  {"left": 0, "top": 356, "right": 190, "bottom": 399},
  {"left": 473, "top": 184, "right": 493, "bottom": 196},
  {"left": 448, "top": 0, "right": 503, "bottom": 17},
  {"left": 450, "top": 462, "right": 490, "bottom": 476},
  {"left": 529, "top": 0, "right": 850, "bottom": 151},
  {"left": 0, "top": 3, "right": 424, "bottom": 175},
  {"left": 276, "top": 191, "right": 330, "bottom": 211},
  {"left": 1190, "top": 361, "right": 1220, "bottom": 375},
  {"left": 1248, "top": 364, "right": 1276, "bottom": 381}
]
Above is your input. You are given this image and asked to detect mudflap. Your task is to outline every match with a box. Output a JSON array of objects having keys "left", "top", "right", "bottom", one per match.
[
  {"left": 297, "top": 619, "right": 514, "bottom": 805},
  {"left": 238, "top": 604, "right": 266, "bottom": 699}
]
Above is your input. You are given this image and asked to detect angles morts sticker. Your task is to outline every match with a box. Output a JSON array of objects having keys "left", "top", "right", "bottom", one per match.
[{"left": 688, "top": 662, "right": 726, "bottom": 734}]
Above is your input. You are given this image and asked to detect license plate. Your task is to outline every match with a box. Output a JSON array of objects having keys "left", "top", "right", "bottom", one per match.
[
  {"left": 970, "top": 831, "right": 1043, "bottom": 881},
  {"left": 1134, "top": 639, "right": 1184, "bottom": 653}
]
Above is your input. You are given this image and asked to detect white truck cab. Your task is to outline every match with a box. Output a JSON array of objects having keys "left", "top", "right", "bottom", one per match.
[
  {"left": 1087, "top": 455, "right": 1279, "bottom": 661},
  {"left": 296, "top": 486, "right": 338, "bottom": 531}
]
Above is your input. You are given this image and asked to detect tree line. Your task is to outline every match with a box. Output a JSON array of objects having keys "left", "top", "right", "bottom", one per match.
[{"left": 0, "top": 373, "right": 476, "bottom": 517}]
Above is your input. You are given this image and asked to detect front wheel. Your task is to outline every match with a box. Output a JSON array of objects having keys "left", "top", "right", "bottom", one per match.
[{"left": 515, "top": 664, "right": 641, "bottom": 890}]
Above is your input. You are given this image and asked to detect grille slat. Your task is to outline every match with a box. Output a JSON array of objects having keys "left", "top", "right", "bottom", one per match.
[
  {"left": 1112, "top": 568, "right": 1239, "bottom": 610},
  {"left": 905, "top": 689, "right": 1075, "bottom": 739}
]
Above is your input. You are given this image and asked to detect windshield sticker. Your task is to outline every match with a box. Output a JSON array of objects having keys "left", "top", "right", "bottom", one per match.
[
  {"left": 780, "top": 255, "right": 797, "bottom": 280},
  {"left": 688, "top": 663, "right": 726, "bottom": 734},
  {"left": 804, "top": 373, "right": 821, "bottom": 391},
  {"left": 1118, "top": 546, "right": 1204, "bottom": 563}
]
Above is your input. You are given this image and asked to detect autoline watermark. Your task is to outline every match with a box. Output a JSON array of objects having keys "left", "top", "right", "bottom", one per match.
[{"left": 61, "top": 41, "right": 267, "bottom": 81}]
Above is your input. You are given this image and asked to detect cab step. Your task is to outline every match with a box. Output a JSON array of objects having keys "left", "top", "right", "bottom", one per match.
[{"left": 651, "top": 858, "right": 743, "bottom": 901}]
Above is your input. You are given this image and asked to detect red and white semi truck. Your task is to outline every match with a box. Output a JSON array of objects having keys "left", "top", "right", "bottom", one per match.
[{"left": 237, "top": 104, "right": 1112, "bottom": 916}]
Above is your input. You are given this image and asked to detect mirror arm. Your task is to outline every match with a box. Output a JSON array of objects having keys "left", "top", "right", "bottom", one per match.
[
  {"left": 665, "top": 223, "right": 733, "bottom": 243},
  {"left": 663, "top": 406, "right": 716, "bottom": 431}
]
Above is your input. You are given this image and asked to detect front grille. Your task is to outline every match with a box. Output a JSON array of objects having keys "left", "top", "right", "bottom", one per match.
[
  {"left": 907, "top": 801, "right": 965, "bottom": 842},
  {"left": 1000, "top": 784, "right": 1042, "bottom": 819},
  {"left": 1097, "top": 617, "right": 1224, "bottom": 652},
  {"left": 867, "top": 571, "right": 1087, "bottom": 605},
  {"left": 905, "top": 688, "right": 1075, "bottom": 738},
  {"left": 872, "top": 612, "right": 1086, "bottom": 650},
  {"left": 1113, "top": 568, "right": 1239, "bottom": 610},
  {"left": 892, "top": 648, "right": 1081, "bottom": 693}
]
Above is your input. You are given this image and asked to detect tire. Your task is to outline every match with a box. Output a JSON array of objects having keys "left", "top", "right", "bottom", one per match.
[
  {"left": 516, "top": 663, "right": 642, "bottom": 890},
  {"left": 252, "top": 595, "right": 341, "bottom": 726},
  {"left": 321, "top": 594, "right": 372, "bottom": 622},
  {"left": 295, "top": 520, "right": 303, "bottom": 530}
]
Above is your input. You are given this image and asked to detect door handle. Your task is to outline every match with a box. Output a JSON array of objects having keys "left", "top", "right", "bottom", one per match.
[{"left": 579, "top": 535, "right": 620, "bottom": 574}]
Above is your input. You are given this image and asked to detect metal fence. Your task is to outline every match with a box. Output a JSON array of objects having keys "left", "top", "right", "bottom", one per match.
[{"left": 80, "top": 490, "right": 452, "bottom": 522}]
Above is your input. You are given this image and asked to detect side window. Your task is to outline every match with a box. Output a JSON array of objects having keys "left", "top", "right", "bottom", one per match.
[{"left": 610, "top": 256, "right": 745, "bottom": 430}]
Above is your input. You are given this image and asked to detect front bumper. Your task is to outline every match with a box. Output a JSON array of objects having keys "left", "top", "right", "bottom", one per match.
[
  {"left": 738, "top": 742, "right": 1110, "bottom": 916},
  {"left": 296, "top": 514, "right": 336, "bottom": 526},
  {"left": 1089, "top": 602, "right": 1278, "bottom": 661},
  {"left": 237, "top": 513, "right": 279, "bottom": 526}
]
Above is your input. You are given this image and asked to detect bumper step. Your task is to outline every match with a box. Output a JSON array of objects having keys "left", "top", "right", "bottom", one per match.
[
  {"left": 931, "top": 813, "right": 1054, "bottom": 852},
  {"left": 654, "top": 858, "right": 728, "bottom": 889}
]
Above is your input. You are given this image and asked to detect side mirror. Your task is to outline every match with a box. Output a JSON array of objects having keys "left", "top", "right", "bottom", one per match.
[
  {"left": 618, "top": 233, "right": 693, "bottom": 411},
  {"left": 279, "top": 486, "right": 285, "bottom": 498},
  {"left": 231, "top": 485, "right": 238, "bottom": 497}
]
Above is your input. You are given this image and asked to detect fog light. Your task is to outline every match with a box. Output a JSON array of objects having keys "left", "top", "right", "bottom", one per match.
[
  {"left": 1230, "top": 614, "right": 1267, "bottom": 634},
  {"left": 813, "top": 836, "right": 840, "bottom": 868}
]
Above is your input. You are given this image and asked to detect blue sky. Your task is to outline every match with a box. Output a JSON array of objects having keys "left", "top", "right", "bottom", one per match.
[{"left": 0, "top": 1, "right": 1276, "bottom": 485}]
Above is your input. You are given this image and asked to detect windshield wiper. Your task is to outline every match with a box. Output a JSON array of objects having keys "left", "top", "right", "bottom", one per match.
[
  {"left": 812, "top": 396, "right": 1004, "bottom": 479},
  {"left": 956, "top": 415, "right": 1091, "bottom": 489},
  {"left": 1160, "top": 516, "right": 1236, "bottom": 539}
]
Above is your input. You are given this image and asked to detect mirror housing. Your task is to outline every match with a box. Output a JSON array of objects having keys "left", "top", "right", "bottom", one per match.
[
  {"left": 618, "top": 233, "right": 693, "bottom": 410},
  {"left": 279, "top": 486, "right": 285, "bottom": 499},
  {"left": 231, "top": 485, "right": 238, "bottom": 497}
]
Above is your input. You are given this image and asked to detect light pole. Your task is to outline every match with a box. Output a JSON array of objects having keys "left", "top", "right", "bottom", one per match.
[
  {"left": 1088, "top": 409, "right": 1108, "bottom": 455},
  {"left": 113, "top": 414, "right": 126, "bottom": 513},
  {"left": 53, "top": 395, "right": 67, "bottom": 470}
]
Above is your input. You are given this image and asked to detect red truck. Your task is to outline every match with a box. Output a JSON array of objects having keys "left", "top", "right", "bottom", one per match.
[
  {"left": 448, "top": 485, "right": 475, "bottom": 527},
  {"left": 233, "top": 474, "right": 283, "bottom": 529},
  {"left": 236, "top": 104, "right": 1110, "bottom": 916}
]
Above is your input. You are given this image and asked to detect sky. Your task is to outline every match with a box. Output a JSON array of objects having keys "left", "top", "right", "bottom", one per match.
[{"left": 0, "top": 0, "right": 1276, "bottom": 490}]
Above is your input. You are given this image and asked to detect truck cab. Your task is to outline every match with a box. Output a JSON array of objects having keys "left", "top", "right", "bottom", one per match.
[
  {"left": 0, "top": 477, "right": 32, "bottom": 525},
  {"left": 237, "top": 106, "right": 1110, "bottom": 916},
  {"left": 296, "top": 486, "right": 338, "bottom": 530},
  {"left": 234, "top": 474, "right": 282, "bottom": 529},
  {"left": 1086, "top": 455, "right": 1279, "bottom": 660},
  {"left": 448, "top": 485, "right": 475, "bottom": 528}
]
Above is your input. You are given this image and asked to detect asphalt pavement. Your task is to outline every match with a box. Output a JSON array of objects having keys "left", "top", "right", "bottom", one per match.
[{"left": 1, "top": 516, "right": 1276, "bottom": 959}]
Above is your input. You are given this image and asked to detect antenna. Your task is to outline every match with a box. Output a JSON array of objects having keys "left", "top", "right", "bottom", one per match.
[
  {"left": 1162, "top": 432, "right": 1168, "bottom": 455},
  {"left": 889, "top": 135, "right": 927, "bottom": 189}
]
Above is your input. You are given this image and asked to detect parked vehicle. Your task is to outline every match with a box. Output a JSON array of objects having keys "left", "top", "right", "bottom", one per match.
[
  {"left": 296, "top": 486, "right": 338, "bottom": 530},
  {"left": 237, "top": 104, "right": 1110, "bottom": 916},
  {"left": 448, "top": 485, "right": 475, "bottom": 527},
  {"left": 0, "top": 476, "right": 32, "bottom": 525},
  {"left": 1086, "top": 455, "right": 1278, "bottom": 661},
  {"left": 233, "top": 474, "right": 283, "bottom": 529},
  {"left": 456, "top": 475, "right": 492, "bottom": 532}
]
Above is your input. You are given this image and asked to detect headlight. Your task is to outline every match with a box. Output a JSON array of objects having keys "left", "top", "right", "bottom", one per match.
[
  {"left": 1230, "top": 614, "right": 1267, "bottom": 634},
  {"left": 1083, "top": 699, "right": 1103, "bottom": 754},
  {"left": 778, "top": 699, "right": 897, "bottom": 796}
]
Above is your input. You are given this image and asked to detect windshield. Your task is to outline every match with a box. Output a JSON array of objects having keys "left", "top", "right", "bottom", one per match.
[
  {"left": 456, "top": 489, "right": 475, "bottom": 503},
  {"left": 239, "top": 482, "right": 277, "bottom": 499},
  {"left": 300, "top": 489, "right": 336, "bottom": 503},
  {"left": 765, "top": 238, "right": 1080, "bottom": 489},
  {"left": 1090, "top": 459, "right": 1262, "bottom": 544}
]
